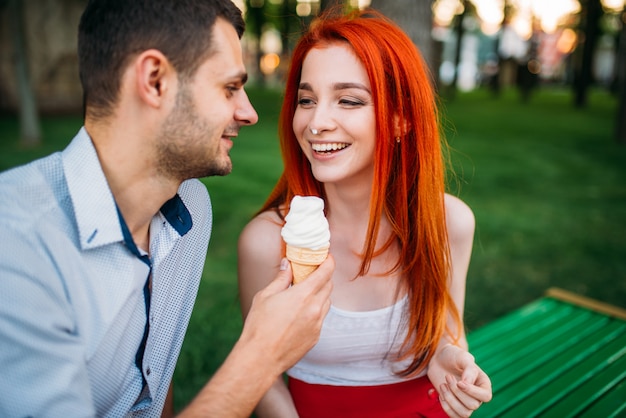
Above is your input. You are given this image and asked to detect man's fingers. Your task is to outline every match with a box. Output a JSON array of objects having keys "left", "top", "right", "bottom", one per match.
[
  {"left": 294, "top": 254, "right": 335, "bottom": 292},
  {"left": 260, "top": 258, "right": 293, "bottom": 296}
]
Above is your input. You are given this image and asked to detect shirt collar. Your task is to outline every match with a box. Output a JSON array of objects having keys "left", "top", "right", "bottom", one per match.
[
  {"left": 62, "top": 127, "right": 193, "bottom": 251},
  {"left": 63, "top": 127, "right": 122, "bottom": 250},
  {"left": 160, "top": 194, "right": 193, "bottom": 236}
]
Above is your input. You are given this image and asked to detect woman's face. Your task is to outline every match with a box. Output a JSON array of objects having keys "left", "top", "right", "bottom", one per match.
[{"left": 293, "top": 43, "right": 376, "bottom": 187}]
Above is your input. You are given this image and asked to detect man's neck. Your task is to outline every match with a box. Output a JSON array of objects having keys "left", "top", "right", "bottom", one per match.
[{"left": 84, "top": 119, "right": 179, "bottom": 250}]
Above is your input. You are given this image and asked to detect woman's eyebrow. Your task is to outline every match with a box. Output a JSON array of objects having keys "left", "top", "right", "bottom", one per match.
[
  {"left": 333, "top": 82, "right": 371, "bottom": 94},
  {"left": 298, "top": 81, "right": 371, "bottom": 94},
  {"left": 298, "top": 82, "right": 313, "bottom": 91}
]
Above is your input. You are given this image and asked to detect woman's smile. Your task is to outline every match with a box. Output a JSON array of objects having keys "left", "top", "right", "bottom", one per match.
[{"left": 310, "top": 142, "right": 351, "bottom": 154}]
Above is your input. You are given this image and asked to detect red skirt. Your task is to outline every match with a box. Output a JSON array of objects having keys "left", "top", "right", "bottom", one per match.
[{"left": 288, "top": 375, "right": 448, "bottom": 418}]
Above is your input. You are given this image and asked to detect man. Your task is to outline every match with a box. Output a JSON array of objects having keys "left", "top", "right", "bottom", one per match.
[{"left": 0, "top": 1, "right": 334, "bottom": 417}]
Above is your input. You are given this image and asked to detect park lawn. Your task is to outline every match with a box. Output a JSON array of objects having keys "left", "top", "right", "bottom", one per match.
[
  {"left": 442, "top": 88, "right": 625, "bottom": 326},
  {"left": 1, "top": 86, "right": 624, "bottom": 411}
]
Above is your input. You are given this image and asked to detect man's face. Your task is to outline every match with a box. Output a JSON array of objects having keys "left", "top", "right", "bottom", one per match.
[{"left": 155, "top": 18, "right": 258, "bottom": 181}]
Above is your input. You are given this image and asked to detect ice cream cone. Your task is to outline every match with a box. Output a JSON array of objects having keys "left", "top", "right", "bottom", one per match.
[{"left": 286, "top": 244, "right": 329, "bottom": 284}]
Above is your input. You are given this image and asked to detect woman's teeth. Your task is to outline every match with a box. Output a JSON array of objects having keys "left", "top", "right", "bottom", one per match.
[{"left": 311, "top": 143, "right": 349, "bottom": 153}]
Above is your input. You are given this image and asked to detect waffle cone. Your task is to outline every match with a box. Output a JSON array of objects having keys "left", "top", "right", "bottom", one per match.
[{"left": 286, "top": 244, "right": 329, "bottom": 284}]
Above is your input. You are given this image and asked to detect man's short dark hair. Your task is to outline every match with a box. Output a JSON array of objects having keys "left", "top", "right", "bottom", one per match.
[{"left": 78, "top": 0, "right": 245, "bottom": 119}]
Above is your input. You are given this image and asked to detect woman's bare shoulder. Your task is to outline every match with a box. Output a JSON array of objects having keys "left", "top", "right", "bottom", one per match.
[
  {"left": 241, "top": 209, "right": 283, "bottom": 233},
  {"left": 444, "top": 194, "right": 475, "bottom": 245},
  {"left": 238, "top": 209, "right": 285, "bottom": 260}
]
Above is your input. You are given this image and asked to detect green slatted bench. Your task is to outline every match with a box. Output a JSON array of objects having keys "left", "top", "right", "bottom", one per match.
[{"left": 468, "top": 287, "right": 626, "bottom": 417}]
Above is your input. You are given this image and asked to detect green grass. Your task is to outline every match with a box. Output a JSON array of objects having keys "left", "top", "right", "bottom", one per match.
[
  {"left": 441, "top": 88, "right": 626, "bottom": 330},
  {"left": 1, "top": 86, "right": 624, "bottom": 412}
]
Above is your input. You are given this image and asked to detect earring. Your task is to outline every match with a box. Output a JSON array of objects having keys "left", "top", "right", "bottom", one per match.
[
  {"left": 395, "top": 136, "right": 401, "bottom": 143},
  {"left": 310, "top": 127, "right": 319, "bottom": 135}
]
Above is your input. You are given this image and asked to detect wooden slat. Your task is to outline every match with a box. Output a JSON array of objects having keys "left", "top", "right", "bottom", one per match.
[
  {"left": 473, "top": 321, "right": 625, "bottom": 417},
  {"left": 546, "top": 287, "right": 626, "bottom": 320},
  {"left": 469, "top": 290, "right": 626, "bottom": 417},
  {"left": 544, "top": 345, "right": 626, "bottom": 417},
  {"left": 578, "top": 380, "right": 626, "bottom": 418},
  {"left": 476, "top": 309, "right": 602, "bottom": 374},
  {"left": 470, "top": 300, "right": 583, "bottom": 362},
  {"left": 509, "top": 327, "right": 626, "bottom": 416},
  {"left": 468, "top": 298, "right": 562, "bottom": 349}
]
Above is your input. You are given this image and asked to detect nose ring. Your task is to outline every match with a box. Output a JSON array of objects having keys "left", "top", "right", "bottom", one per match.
[{"left": 309, "top": 127, "right": 319, "bottom": 135}]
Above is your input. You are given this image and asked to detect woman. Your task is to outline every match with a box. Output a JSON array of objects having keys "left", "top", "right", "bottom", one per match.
[{"left": 238, "top": 9, "right": 492, "bottom": 418}]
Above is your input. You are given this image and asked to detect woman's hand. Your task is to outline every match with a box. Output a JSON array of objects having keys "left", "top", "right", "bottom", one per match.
[{"left": 427, "top": 344, "right": 492, "bottom": 418}]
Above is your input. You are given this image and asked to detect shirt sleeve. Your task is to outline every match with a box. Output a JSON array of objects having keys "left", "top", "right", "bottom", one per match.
[{"left": 0, "top": 226, "right": 96, "bottom": 418}]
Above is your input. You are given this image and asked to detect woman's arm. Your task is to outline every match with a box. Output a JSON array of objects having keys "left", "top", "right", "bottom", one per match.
[
  {"left": 237, "top": 212, "right": 300, "bottom": 418},
  {"left": 444, "top": 193, "right": 476, "bottom": 347},
  {"left": 427, "top": 194, "right": 492, "bottom": 417}
]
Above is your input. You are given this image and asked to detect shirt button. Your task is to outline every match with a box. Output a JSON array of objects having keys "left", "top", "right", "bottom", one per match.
[{"left": 146, "top": 368, "right": 151, "bottom": 376}]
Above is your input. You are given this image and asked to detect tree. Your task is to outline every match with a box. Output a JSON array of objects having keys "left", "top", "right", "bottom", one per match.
[
  {"left": 278, "top": 0, "right": 295, "bottom": 57},
  {"left": 450, "top": 0, "right": 470, "bottom": 95},
  {"left": 616, "top": 7, "right": 626, "bottom": 144},
  {"left": 7, "top": 0, "right": 41, "bottom": 146},
  {"left": 573, "top": 0, "right": 603, "bottom": 108},
  {"left": 369, "top": 0, "right": 436, "bottom": 77},
  {"left": 246, "top": 0, "right": 267, "bottom": 85},
  {"left": 320, "top": 0, "right": 344, "bottom": 11}
]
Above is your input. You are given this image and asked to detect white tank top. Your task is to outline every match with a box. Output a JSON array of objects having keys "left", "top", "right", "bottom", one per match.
[{"left": 287, "top": 294, "right": 425, "bottom": 386}]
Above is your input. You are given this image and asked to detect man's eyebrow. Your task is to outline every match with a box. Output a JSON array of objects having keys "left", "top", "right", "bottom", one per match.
[
  {"left": 240, "top": 72, "right": 249, "bottom": 85},
  {"left": 228, "top": 71, "right": 248, "bottom": 85},
  {"left": 298, "top": 81, "right": 371, "bottom": 94}
]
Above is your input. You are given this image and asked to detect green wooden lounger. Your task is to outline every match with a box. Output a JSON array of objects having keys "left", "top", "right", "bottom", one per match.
[{"left": 468, "top": 288, "right": 626, "bottom": 417}]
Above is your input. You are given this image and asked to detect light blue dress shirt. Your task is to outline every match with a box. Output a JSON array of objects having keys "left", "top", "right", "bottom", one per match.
[{"left": 0, "top": 128, "right": 212, "bottom": 417}]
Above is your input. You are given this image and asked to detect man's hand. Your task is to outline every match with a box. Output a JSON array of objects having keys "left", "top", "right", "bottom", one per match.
[
  {"left": 179, "top": 256, "right": 333, "bottom": 418},
  {"left": 239, "top": 255, "right": 334, "bottom": 373}
]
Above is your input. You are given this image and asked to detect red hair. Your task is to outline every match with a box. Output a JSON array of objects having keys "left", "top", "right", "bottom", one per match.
[{"left": 259, "top": 9, "right": 462, "bottom": 376}]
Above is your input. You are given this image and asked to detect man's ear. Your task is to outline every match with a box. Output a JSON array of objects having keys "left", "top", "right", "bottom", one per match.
[{"left": 134, "top": 49, "right": 174, "bottom": 108}]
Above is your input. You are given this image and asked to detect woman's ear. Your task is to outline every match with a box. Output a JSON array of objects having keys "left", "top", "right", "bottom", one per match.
[
  {"left": 133, "top": 49, "right": 174, "bottom": 108},
  {"left": 393, "top": 113, "right": 411, "bottom": 137}
]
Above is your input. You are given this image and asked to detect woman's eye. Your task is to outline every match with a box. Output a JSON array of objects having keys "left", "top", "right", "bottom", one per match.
[
  {"left": 298, "top": 97, "right": 315, "bottom": 106},
  {"left": 340, "top": 99, "right": 364, "bottom": 106}
]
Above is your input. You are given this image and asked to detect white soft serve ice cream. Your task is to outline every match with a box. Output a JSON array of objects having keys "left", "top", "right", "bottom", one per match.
[{"left": 281, "top": 195, "right": 330, "bottom": 250}]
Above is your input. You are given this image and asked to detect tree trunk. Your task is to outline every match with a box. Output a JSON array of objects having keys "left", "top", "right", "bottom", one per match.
[
  {"left": 451, "top": 0, "right": 468, "bottom": 92},
  {"left": 320, "top": 0, "right": 344, "bottom": 12},
  {"left": 247, "top": 0, "right": 269, "bottom": 85},
  {"left": 279, "top": 0, "right": 292, "bottom": 56},
  {"left": 369, "top": 0, "right": 435, "bottom": 78},
  {"left": 616, "top": 8, "right": 626, "bottom": 144},
  {"left": 8, "top": 0, "right": 41, "bottom": 146},
  {"left": 573, "top": 0, "right": 602, "bottom": 108}
]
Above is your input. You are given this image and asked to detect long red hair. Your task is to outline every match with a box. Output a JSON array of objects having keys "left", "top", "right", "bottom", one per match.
[{"left": 259, "top": 9, "right": 462, "bottom": 376}]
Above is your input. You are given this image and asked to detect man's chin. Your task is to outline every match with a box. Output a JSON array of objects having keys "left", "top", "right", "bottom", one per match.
[{"left": 201, "top": 163, "right": 232, "bottom": 178}]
